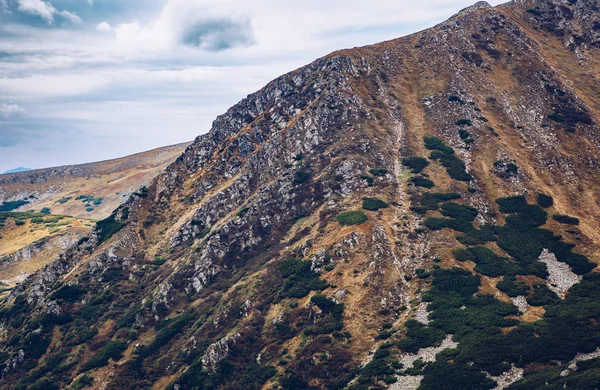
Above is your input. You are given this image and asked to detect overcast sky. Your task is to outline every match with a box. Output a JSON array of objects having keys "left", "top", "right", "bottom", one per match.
[{"left": 0, "top": 0, "right": 503, "bottom": 173}]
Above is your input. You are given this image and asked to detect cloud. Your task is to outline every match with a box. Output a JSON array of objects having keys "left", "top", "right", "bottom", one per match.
[
  {"left": 16, "top": 0, "right": 56, "bottom": 23},
  {"left": 111, "top": 0, "right": 255, "bottom": 53},
  {"left": 11, "top": 0, "right": 82, "bottom": 24},
  {"left": 87, "top": 0, "right": 92, "bottom": 5},
  {"left": 59, "top": 10, "right": 81, "bottom": 24},
  {"left": 182, "top": 18, "right": 254, "bottom": 51},
  {"left": 0, "top": 102, "right": 27, "bottom": 118},
  {"left": 96, "top": 21, "right": 111, "bottom": 32}
]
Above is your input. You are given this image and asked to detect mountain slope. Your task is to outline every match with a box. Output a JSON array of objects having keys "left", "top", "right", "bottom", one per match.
[
  {"left": 0, "top": 142, "right": 190, "bottom": 220},
  {"left": 1, "top": 1, "right": 600, "bottom": 389},
  {"left": 0, "top": 144, "right": 189, "bottom": 301}
]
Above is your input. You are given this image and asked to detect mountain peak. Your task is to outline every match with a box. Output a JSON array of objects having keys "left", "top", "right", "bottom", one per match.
[
  {"left": 2, "top": 167, "right": 31, "bottom": 174},
  {"left": 458, "top": 1, "right": 493, "bottom": 14}
]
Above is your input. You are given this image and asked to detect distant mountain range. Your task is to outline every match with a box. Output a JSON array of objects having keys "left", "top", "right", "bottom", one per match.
[
  {"left": 2, "top": 167, "right": 31, "bottom": 174},
  {"left": 0, "top": 142, "right": 190, "bottom": 220}
]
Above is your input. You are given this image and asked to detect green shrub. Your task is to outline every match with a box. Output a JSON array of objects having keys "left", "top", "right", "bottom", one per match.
[
  {"left": 356, "top": 356, "right": 395, "bottom": 385},
  {"left": 40, "top": 207, "right": 51, "bottom": 214},
  {"left": 76, "top": 195, "right": 94, "bottom": 202},
  {"left": 311, "top": 294, "right": 344, "bottom": 320},
  {"left": 337, "top": 211, "right": 368, "bottom": 226},
  {"left": 117, "top": 304, "right": 143, "bottom": 329},
  {"left": 410, "top": 176, "right": 434, "bottom": 188},
  {"left": 49, "top": 285, "right": 86, "bottom": 302},
  {"left": 360, "top": 174, "right": 374, "bottom": 186},
  {"left": 0, "top": 200, "right": 29, "bottom": 212},
  {"left": 537, "top": 193, "right": 554, "bottom": 208},
  {"left": 495, "top": 198, "right": 593, "bottom": 275},
  {"left": 362, "top": 197, "right": 389, "bottom": 211},
  {"left": 96, "top": 213, "right": 126, "bottom": 244},
  {"left": 552, "top": 214, "right": 579, "bottom": 225},
  {"left": 15, "top": 219, "right": 25, "bottom": 226},
  {"left": 440, "top": 202, "right": 478, "bottom": 222},
  {"left": 83, "top": 340, "right": 127, "bottom": 371},
  {"left": 369, "top": 168, "right": 388, "bottom": 177},
  {"left": 448, "top": 96, "right": 465, "bottom": 104},
  {"left": 416, "top": 268, "right": 431, "bottom": 279},
  {"left": 424, "top": 217, "right": 451, "bottom": 230},
  {"left": 424, "top": 136, "right": 454, "bottom": 154},
  {"left": 456, "top": 119, "right": 473, "bottom": 126},
  {"left": 294, "top": 171, "right": 311, "bottom": 184},
  {"left": 494, "top": 160, "right": 519, "bottom": 177},
  {"left": 402, "top": 156, "right": 430, "bottom": 173},
  {"left": 279, "top": 258, "right": 328, "bottom": 298},
  {"left": 504, "top": 205, "right": 548, "bottom": 228},
  {"left": 398, "top": 319, "right": 444, "bottom": 353},
  {"left": 497, "top": 275, "right": 530, "bottom": 297},
  {"left": 427, "top": 267, "right": 481, "bottom": 297},
  {"left": 420, "top": 361, "right": 495, "bottom": 390},
  {"left": 151, "top": 257, "right": 167, "bottom": 266},
  {"left": 418, "top": 192, "right": 461, "bottom": 211},
  {"left": 496, "top": 196, "right": 528, "bottom": 213},
  {"left": 430, "top": 150, "right": 471, "bottom": 181},
  {"left": 527, "top": 284, "right": 559, "bottom": 306},
  {"left": 453, "top": 246, "right": 521, "bottom": 278},
  {"left": 459, "top": 129, "right": 474, "bottom": 144},
  {"left": 57, "top": 197, "right": 71, "bottom": 204}
]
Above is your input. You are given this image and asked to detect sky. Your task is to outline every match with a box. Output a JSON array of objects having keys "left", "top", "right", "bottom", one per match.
[{"left": 0, "top": 0, "right": 504, "bottom": 173}]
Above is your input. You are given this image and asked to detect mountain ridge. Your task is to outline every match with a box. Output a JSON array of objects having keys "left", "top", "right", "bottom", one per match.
[{"left": 0, "top": 142, "right": 191, "bottom": 220}]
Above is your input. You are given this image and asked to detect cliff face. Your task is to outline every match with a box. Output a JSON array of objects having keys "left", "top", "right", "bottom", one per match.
[{"left": 1, "top": 1, "right": 600, "bottom": 389}]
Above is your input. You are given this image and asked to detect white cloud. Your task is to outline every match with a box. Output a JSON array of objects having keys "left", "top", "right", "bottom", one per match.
[
  {"left": 87, "top": 0, "right": 93, "bottom": 5},
  {"left": 14, "top": 0, "right": 82, "bottom": 24},
  {"left": 110, "top": 0, "right": 255, "bottom": 53},
  {"left": 0, "top": 103, "right": 27, "bottom": 118},
  {"left": 96, "top": 21, "right": 112, "bottom": 33},
  {"left": 59, "top": 10, "right": 81, "bottom": 24},
  {"left": 17, "top": 0, "right": 57, "bottom": 23}
]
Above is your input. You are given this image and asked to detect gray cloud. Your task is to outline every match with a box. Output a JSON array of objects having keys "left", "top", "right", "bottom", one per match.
[{"left": 182, "top": 17, "right": 255, "bottom": 51}]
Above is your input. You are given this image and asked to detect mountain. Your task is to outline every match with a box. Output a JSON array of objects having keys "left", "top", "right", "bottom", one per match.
[
  {"left": 0, "top": 142, "right": 190, "bottom": 220},
  {"left": 1, "top": 1, "right": 600, "bottom": 389},
  {"left": 2, "top": 167, "right": 31, "bottom": 174},
  {"left": 0, "top": 143, "right": 189, "bottom": 302}
]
